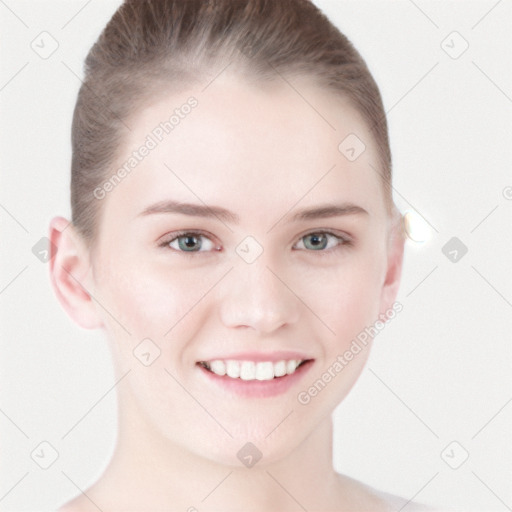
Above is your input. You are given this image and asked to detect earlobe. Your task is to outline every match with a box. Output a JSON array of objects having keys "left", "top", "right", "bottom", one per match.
[
  {"left": 48, "top": 217, "right": 104, "bottom": 330},
  {"left": 379, "top": 209, "right": 406, "bottom": 315}
]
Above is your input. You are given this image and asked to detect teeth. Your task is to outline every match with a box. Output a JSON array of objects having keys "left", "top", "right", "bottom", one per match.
[
  {"left": 210, "top": 360, "right": 226, "bottom": 376},
  {"left": 226, "top": 360, "right": 241, "bottom": 378},
  {"left": 201, "top": 359, "right": 305, "bottom": 380},
  {"left": 240, "top": 361, "right": 256, "bottom": 380},
  {"left": 273, "top": 360, "right": 287, "bottom": 377},
  {"left": 255, "top": 362, "right": 274, "bottom": 381},
  {"left": 286, "top": 360, "right": 298, "bottom": 375}
]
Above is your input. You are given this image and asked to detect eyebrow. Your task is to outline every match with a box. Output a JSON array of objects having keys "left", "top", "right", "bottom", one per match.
[{"left": 138, "top": 200, "right": 368, "bottom": 224}]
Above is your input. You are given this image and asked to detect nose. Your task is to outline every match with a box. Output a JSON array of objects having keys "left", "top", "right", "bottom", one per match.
[{"left": 219, "top": 257, "right": 300, "bottom": 333}]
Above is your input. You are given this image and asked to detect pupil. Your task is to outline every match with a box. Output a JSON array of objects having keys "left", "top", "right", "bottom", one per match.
[
  {"left": 307, "top": 233, "right": 327, "bottom": 250},
  {"left": 181, "top": 235, "right": 200, "bottom": 250}
]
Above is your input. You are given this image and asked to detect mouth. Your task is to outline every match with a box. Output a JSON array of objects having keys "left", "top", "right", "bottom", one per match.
[{"left": 196, "top": 358, "right": 313, "bottom": 381}]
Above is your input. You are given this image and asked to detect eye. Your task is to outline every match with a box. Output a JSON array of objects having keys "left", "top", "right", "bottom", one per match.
[
  {"left": 160, "top": 231, "right": 219, "bottom": 253},
  {"left": 158, "top": 229, "right": 352, "bottom": 256},
  {"left": 293, "top": 231, "right": 352, "bottom": 253}
]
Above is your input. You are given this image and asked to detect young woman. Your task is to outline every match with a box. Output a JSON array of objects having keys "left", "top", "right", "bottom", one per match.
[{"left": 50, "top": 0, "right": 437, "bottom": 510}]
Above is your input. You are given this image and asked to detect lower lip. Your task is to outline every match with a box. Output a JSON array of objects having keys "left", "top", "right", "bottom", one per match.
[{"left": 196, "top": 360, "right": 314, "bottom": 398}]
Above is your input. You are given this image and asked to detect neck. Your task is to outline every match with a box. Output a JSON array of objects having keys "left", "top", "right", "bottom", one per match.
[{"left": 88, "top": 392, "right": 344, "bottom": 511}]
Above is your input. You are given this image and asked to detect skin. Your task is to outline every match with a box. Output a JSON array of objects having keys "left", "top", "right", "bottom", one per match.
[{"left": 49, "top": 72, "right": 415, "bottom": 511}]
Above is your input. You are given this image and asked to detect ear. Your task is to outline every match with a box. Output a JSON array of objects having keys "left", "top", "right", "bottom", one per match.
[
  {"left": 378, "top": 207, "right": 406, "bottom": 315},
  {"left": 48, "top": 217, "right": 104, "bottom": 329}
]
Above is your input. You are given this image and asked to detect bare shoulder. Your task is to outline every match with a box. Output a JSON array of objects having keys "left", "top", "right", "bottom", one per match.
[
  {"left": 54, "top": 495, "right": 92, "bottom": 512},
  {"left": 369, "top": 487, "right": 444, "bottom": 511},
  {"left": 54, "top": 499, "right": 80, "bottom": 512},
  {"left": 336, "top": 473, "right": 447, "bottom": 512}
]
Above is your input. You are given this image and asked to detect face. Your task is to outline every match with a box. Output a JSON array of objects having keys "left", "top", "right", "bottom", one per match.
[{"left": 86, "top": 74, "right": 401, "bottom": 466}]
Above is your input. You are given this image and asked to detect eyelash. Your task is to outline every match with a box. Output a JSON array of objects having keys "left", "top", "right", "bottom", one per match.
[{"left": 158, "top": 229, "right": 353, "bottom": 257}]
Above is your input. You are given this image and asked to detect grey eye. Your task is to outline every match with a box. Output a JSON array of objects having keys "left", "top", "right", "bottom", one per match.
[
  {"left": 168, "top": 233, "right": 216, "bottom": 252},
  {"left": 296, "top": 232, "right": 342, "bottom": 251}
]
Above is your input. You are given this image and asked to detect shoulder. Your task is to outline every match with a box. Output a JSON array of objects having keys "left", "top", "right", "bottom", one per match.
[
  {"left": 337, "top": 473, "right": 447, "bottom": 512},
  {"left": 370, "top": 487, "right": 443, "bottom": 511},
  {"left": 54, "top": 503, "right": 77, "bottom": 512},
  {"left": 54, "top": 496, "right": 90, "bottom": 512}
]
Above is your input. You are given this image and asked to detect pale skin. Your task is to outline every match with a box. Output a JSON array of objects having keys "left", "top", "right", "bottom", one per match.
[{"left": 49, "top": 72, "right": 431, "bottom": 511}]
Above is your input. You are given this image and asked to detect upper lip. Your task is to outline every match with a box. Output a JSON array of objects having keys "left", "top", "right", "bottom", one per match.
[{"left": 197, "top": 351, "right": 314, "bottom": 363}]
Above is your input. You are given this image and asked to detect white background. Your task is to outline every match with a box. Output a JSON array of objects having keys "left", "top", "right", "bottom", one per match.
[{"left": 1, "top": 1, "right": 511, "bottom": 510}]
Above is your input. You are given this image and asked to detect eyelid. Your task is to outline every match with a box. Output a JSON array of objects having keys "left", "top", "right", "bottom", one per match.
[
  {"left": 158, "top": 228, "right": 354, "bottom": 254},
  {"left": 291, "top": 230, "right": 353, "bottom": 254},
  {"left": 293, "top": 228, "right": 353, "bottom": 245},
  {"left": 158, "top": 229, "right": 220, "bottom": 252}
]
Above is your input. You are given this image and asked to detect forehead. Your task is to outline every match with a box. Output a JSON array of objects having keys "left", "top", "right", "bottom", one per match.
[{"left": 106, "top": 75, "right": 385, "bottom": 224}]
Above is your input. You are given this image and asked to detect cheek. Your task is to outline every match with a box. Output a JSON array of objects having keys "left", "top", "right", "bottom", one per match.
[
  {"left": 305, "top": 255, "right": 384, "bottom": 348},
  {"left": 295, "top": 259, "right": 384, "bottom": 410},
  {"left": 94, "top": 253, "right": 205, "bottom": 345}
]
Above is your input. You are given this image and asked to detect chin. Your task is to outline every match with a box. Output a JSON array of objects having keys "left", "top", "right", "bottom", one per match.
[{"left": 169, "top": 425, "right": 309, "bottom": 469}]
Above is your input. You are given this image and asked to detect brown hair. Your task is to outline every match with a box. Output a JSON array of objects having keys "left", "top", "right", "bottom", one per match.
[{"left": 71, "top": 0, "right": 392, "bottom": 243}]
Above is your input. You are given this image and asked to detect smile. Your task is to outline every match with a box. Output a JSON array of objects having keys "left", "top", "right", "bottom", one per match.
[{"left": 198, "top": 359, "right": 309, "bottom": 381}]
